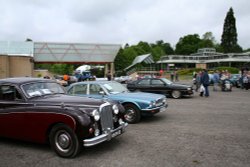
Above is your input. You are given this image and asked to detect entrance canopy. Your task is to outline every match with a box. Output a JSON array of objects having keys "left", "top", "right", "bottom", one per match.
[
  {"left": 34, "top": 42, "right": 121, "bottom": 64},
  {"left": 124, "top": 54, "right": 154, "bottom": 70}
]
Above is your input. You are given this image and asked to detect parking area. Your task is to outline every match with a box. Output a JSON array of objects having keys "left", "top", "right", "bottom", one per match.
[{"left": 0, "top": 86, "right": 250, "bottom": 167}]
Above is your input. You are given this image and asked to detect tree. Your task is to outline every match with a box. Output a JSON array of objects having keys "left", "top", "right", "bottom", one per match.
[
  {"left": 175, "top": 34, "right": 201, "bottom": 55},
  {"left": 137, "top": 41, "right": 151, "bottom": 53},
  {"left": 198, "top": 32, "right": 215, "bottom": 48},
  {"left": 221, "top": 7, "right": 242, "bottom": 53}
]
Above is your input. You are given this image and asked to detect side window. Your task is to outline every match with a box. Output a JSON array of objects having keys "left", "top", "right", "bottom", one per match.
[
  {"left": 68, "top": 84, "right": 87, "bottom": 95},
  {"left": 0, "top": 85, "right": 22, "bottom": 101},
  {"left": 138, "top": 79, "right": 150, "bottom": 85},
  {"left": 89, "top": 84, "right": 102, "bottom": 95},
  {"left": 151, "top": 79, "right": 165, "bottom": 85}
]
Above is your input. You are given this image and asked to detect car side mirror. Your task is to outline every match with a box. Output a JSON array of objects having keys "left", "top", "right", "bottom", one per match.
[{"left": 99, "top": 91, "right": 105, "bottom": 96}]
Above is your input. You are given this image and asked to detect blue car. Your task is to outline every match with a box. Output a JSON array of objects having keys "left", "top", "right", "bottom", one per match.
[{"left": 67, "top": 81, "right": 168, "bottom": 123}]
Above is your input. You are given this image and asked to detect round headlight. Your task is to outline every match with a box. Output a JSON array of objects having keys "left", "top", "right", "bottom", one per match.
[
  {"left": 149, "top": 101, "right": 156, "bottom": 107},
  {"left": 187, "top": 87, "right": 191, "bottom": 90},
  {"left": 92, "top": 109, "right": 100, "bottom": 121},
  {"left": 112, "top": 104, "right": 119, "bottom": 114}
]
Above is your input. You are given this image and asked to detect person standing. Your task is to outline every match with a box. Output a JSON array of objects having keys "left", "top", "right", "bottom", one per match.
[
  {"left": 212, "top": 70, "right": 220, "bottom": 91},
  {"left": 107, "top": 71, "right": 112, "bottom": 81},
  {"left": 195, "top": 71, "right": 202, "bottom": 92},
  {"left": 174, "top": 70, "right": 179, "bottom": 81},
  {"left": 200, "top": 69, "right": 210, "bottom": 97}
]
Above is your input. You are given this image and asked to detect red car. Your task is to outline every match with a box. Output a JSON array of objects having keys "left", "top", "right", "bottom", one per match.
[{"left": 0, "top": 77, "right": 127, "bottom": 158}]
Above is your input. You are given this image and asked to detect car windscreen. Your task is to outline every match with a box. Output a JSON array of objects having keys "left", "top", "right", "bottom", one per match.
[
  {"left": 103, "top": 82, "right": 128, "bottom": 94},
  {"left": 22, "top": 82, "right": 65, "bottom": 98}
]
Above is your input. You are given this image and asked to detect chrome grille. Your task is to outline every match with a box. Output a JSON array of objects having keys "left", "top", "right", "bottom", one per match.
[{"left": 100, "top": 103, "right": 114, "bottom": 131}]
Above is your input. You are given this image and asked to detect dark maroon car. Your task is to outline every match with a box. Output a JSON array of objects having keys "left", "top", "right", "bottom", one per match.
[{"left": 0, "top": 77, "right": 127, "bottom": 158}]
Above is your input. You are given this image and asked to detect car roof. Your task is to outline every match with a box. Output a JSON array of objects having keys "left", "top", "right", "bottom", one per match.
[
  {"left": 72, "top": 80, "right": 118, "bottom": 85},
  {"left": 0, "top": 77, "right": 55, "bottom": 85}
]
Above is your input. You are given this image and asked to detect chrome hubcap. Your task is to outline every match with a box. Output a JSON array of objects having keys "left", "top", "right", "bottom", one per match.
[
  {"left": 55, "top": 131, "right": 72, "bottom": 152},
  {"left": 125, "top": 108, "right": 135, "bottom": 121}
]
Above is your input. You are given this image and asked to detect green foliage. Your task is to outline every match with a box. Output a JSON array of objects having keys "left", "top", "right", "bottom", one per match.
[
  {"left": 37, "top": 73, "right": 42, "bottom": 78},
  {"left": 213, "top": 66, "right": 239, "bottom": 74},
  {"left": 175, "top": 32, "right": 219, "bottom": 55},
  {"left": 114, "top": 40, "right": 174, "bottom": 72},
  {"left": 221, "top": 7, "right": 243, "bottom": 53},
  {"left": 175, "top": 34, "right": 201, "bottom": 55},
  {"left": 35, "top": 64, "right": 74, "bottom": 75},
  {"left": 177, "top": 68, "right": 202, "bottom": 75}
]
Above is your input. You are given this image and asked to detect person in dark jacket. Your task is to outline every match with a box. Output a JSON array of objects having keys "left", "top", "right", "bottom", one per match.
[{"left": 200, "top": 69, "right": 210, "bottom": 97}]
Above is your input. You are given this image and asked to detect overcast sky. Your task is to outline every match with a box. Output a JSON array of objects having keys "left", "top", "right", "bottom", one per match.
[{"left": 0, "top": 0, "right": 249, "bottom": 49}]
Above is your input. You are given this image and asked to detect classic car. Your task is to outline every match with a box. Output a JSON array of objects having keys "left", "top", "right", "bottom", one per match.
[
  {"left": 67, "top": 81, "right": 168, "bottom": 124},
  {"left": 127, "top": 78, "right": 193, "bottom": 99},
  {"left": 0, "top": 77, "right": 127, "bottom": 158}
]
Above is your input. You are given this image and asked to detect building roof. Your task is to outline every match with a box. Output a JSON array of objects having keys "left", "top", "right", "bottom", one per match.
[
  {"left": 124, "top": 54, "right": 154, "bottom": 70},
  {"left": 0, "top": 41, "right": 33, "bottom": 57},
  {"left": 33, "top": 42, "right": 121, "bottom": 63}
]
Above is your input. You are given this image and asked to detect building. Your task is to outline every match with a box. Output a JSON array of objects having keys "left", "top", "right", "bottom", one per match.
[
  {"left": 0, "top": 41, "right": 121, "bottom": 79},
  {"left": 0, "top": 41, "right": 34, "bottom": 79},
  {"left": 157, "top": 48, "right": 250, "bottom": 69}
]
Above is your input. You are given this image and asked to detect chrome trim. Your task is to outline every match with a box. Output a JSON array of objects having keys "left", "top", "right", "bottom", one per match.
[
  {"left": 142, "top": 103, "right": 168, "bottom": 111},
  {"left": 83, "top": 122, "right": 128, "bottom": 147}
]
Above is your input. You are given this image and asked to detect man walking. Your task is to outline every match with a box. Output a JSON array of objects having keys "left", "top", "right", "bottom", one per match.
[{"left": 200, "top": 69, "right": 210, "bottom": 97}]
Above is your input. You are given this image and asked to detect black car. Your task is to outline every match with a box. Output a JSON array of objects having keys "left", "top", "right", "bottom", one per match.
[
  {"left": 0, "top": 77, "right": 127, "bottom": 158},
  {"left": 127, "top": 78, "right": 193, "bottom": 99}
]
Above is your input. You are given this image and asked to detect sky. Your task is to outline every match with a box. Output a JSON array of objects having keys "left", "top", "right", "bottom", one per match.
[{"left": 0, "top": 0, "right": 249, "bottom": 49}]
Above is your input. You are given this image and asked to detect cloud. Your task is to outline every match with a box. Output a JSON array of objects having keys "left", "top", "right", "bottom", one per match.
[{"left": 0, "top": 0, "right": 249, "bottom": 49}]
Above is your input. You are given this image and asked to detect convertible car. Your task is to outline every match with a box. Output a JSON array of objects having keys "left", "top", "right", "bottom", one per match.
[
  {"left": 127, "top": 78, "right": 193, "bottom": 99},
  {"left": 67, "top": 81, "right": 168, "bottom": 124},
  {"left": 0, "top": 77, "right": 127, "bottom": 158}
]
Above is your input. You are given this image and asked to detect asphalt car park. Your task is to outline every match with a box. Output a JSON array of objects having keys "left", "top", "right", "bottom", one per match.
[{"left": 0, "top": 85, "right": 250, "bottom": 166}]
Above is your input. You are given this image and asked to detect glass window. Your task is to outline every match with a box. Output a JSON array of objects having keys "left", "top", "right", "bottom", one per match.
[
  {"left": 22, "top": 82, "right": 65, "bottom": 98},
  {"left": 68, "top": 84, "right": 87, "bottom": 95},
  {"left": 151, "top": 79, "right": 165, "bottom": 85},
  {"left": 89, "top": 84, "right": 102, "bottom": 94},
  {"left": 138, "top": 79, "right": 150, "bottom": 85},
  {"left": 0, "top": 85, "right": 22, "bottom": 101}
]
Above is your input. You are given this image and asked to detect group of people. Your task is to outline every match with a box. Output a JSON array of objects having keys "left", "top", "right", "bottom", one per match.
[
  {"left": 192, "top": 69, "right": 233, "bottom": 97},
  {"left": 193, "top": 69, "right": 210, "bottom": 97}
]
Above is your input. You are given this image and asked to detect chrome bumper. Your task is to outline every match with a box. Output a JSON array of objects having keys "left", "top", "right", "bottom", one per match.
[
  {"left": 142, "top": 103, "right": 168, "bottom": 111},
  {"left": 83, "top": 122, "right": 128, "bottom": 147}
]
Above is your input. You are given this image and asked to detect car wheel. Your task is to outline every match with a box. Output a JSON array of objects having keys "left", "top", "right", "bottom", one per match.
[
  {"left": 49, "top": 123, "right": 81, "bottom": 158},
  {"left": 123, "top": 104, "right": 141, "bottom": 124},
  {"left": 171, "top": 90, "right": 181, "bottom": 99}
]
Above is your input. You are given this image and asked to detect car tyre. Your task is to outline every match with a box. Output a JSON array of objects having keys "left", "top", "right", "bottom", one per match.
[
  {"left": 123, "top": 104, "right": 141, "bottom": 124},
  {"left": 49, "top": 123, "right": 81, "bottom": 158},
  {"left": 171, "top": 90, "right": 181, "bottom": 99}
]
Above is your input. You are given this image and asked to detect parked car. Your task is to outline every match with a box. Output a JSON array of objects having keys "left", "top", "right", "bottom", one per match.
[
  {"left": 229, "top": 74, "right": 241, "bottom": 87},
  {"left": 0, "top": 77, "right": 127, "bottom": 158},
  {"left": 114, "top": 76, "right": 132, "bottom": 84},
  {"left": 67, "top": 81, "right": 168, "bottom": 124},
  {"left": 127, "top": 78, "right": 193, "bottom": 99}
]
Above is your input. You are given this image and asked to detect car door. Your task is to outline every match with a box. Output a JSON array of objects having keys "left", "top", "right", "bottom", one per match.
[
  {"left": 88, "top": 84, "right": 105, "bottom": 99},
  {"left": 135, "top": 79, "right": 151, "bottom": 92},
  {"left": 150, "top": 78, "right": 167, "bottom": 94},
  {"left": 67, "top": 84, "right": 88, "bottom": 97},
  {"left": 0, "top": 84, "right": 29, "bottom": 139}
]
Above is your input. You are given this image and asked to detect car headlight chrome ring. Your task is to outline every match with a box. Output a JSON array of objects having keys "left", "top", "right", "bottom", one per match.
[
  {"left": 112, "top": 104, "right": 119, "bottom": 114},
  {"left": 92, "top": 109, "right": 100, "bottom": 121}
]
